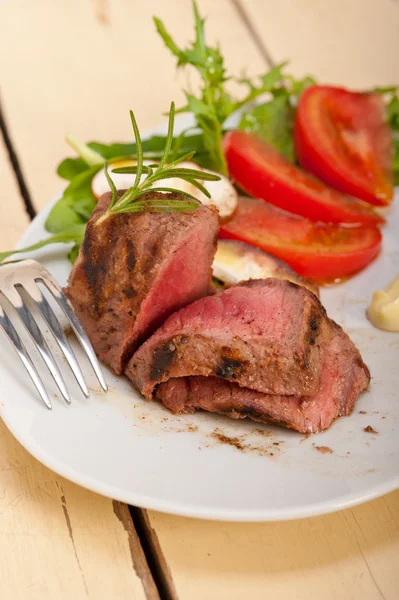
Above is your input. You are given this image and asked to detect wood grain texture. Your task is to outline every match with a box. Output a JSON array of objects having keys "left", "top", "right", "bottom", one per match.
[
  {"left": 239, "top": 0, "right": 399, "bottom": 87},
  {"left": 0, "top": 0, "right": 265, "bottom": 210},
  {"left": 0, "top": 144, "right": 157, "bottom": 599},
  {"left": 146, "top": 491, "right": 399, "bottom": 600},
  {"left": 0, "top": 131, "right": 30, "bottom": 249},
  {"left": 1, "top": 0, "right": 398, "bottom": 598},
  {"left": 0, "top": 419, "right": 158, "bottom": 599}
]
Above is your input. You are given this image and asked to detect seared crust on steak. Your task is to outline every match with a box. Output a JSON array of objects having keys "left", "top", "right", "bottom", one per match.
[
  {"left": 65, "top": 190, "right": 219, "bottom": 374},
  {"left": 127, "top": 279, "right": 331, "bottom": 398},
  {"left": 127, "top": 278, "right": 370, "bottom": 433}
]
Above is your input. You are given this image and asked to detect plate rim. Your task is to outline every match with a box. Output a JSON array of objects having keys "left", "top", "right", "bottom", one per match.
[{"left": 2, "top": 118, "right": 398, "bottom": 522}]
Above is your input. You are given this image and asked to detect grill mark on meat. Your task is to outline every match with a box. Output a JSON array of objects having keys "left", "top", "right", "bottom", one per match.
[
  {"left": 215, "top": 346, "right": 247, "bottom": 379},
  {"left": 82, "top": 223, "right": 107, "bottom": 314},
  {"left": 126, "top": 240, "right": 136, "bottom": 272},
  {"left": 302, "top": 303, "right": 323, "bottom": 368},
  {"left": 127, "top": 279, "right": 370, "bottom": 433},
  {"left": 122, "top": 288, "right": 135, "bottom": 299},
  {"left": 150, "top": 340, "right": 178, "bottom": 381},
  {"left": 66, "top": 191, "right": 218, "bottom": 374}
]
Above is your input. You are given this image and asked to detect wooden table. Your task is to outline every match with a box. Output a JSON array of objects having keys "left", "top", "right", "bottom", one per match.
[{"left": 0, "top": 1, "right": 398, "bottom": 598}]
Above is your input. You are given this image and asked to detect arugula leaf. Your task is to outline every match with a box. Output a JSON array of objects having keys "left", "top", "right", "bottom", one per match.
[
  {"left": 238, "top": 74, "right": 315, "bottom": 161},
  {"left": 387, "top": 94, "right": 399, "bottom": 131},
  {"left": 375, "top": 86, "right": 399, "bottom": 183},
  {"left": 286, "top": 75, "right": 317, "bottom": 100},
  {"left": 56, "top": 133, "right": 208, "bottom": 181},
  {"left": 154, "top": 1, "right": 230, "bottom": 174},
  {"left": 68, "top": 243, "right": 81, "bottom": 263},
  {"left": 154, "top": 3, "right": 315, "bottom": 173},
  {"left": 239, "top": 95, "right": 295, "bottom": 161},
  {"left": 57, "top": 157, "right": 88, "bottom": 180},
  {"left": 46, "top": 165, "right": 101, "bottom": 233},
  {"left": 0, "top": 225, "right": 86, "bottom": 264},
  {"left": 236, "top": 62, "right": 287, "bottom": 109}
]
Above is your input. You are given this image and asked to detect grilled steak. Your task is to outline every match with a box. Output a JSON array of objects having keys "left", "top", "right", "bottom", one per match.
[
  {"left": 127, "top": 279, "right": 331, "bottom": 398},
  {"left": 66, "top": 191, "right": 219, "bottom": 374},
  {"left": 127, "top": 279, "right": 370, "bottom": 433}
]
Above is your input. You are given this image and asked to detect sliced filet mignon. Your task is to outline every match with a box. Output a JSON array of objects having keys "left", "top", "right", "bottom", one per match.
[
  {"left": 127, "top": 278, "right": 331, "bottom": 398},
  {"left": 127, "top": 278, "right": 370, "bottom": 433},
  {"left": 66, "top": 191, "right": 219, "bottom": 374},
  {"left": 155, "top": 325, "right": 369, "bottom": 433}
]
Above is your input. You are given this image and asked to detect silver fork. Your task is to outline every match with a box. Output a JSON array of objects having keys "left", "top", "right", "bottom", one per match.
[{"left": 0, "top": 259, "right": 107, "bottom": 409}]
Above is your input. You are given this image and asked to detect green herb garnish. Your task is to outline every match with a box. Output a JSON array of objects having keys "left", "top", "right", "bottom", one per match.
[
  {"left": 374, "top": 86, "right": 399, "bottom": 185},
  {"left": 154, "top": 1, "right": 316, "bottom": 170},
  {"left": 94, "top": 101, "right": 220, "bottom": 227},
  {"left": 0, "top": 225, "right": 86, "bottom": 264},
  {"left": 238, "top": 75, "right": 316, "bottom": 162},
  {"left": 0, "top": 103, "right": 220, "bottom": 264}
]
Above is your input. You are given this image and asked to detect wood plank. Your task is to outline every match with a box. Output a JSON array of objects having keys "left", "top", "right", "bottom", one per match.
[
  {"left": 240, "top": 0, "right": 399, "bottom": 87},
  {"left": 0, "top": 0, "right": 266, "bottom": 210},
  {"left": 0, "top": 129, "right": 30, "bottom": 250},
  {"left": 2, "top": 1, "right": 398, "bottom": 599},
  {"left": 0, "top": 146, "right": 157, "bottom": 599},
  {"left": 145, "top": 491, "right": 399, "bottom": 600}
]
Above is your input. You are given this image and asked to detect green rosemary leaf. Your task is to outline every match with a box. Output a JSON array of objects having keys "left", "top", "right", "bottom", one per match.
[
  {"left": 179, "top": 177, "right": 210, "bottom": 198},
  {"left": 97, "top": 103, "right": 221, "bottom": 225},
  {"left": 114, "top": 198, "right": 198, "bottom": 214},
  {"left": 104, "top": 162, "right": 118, "bottom": 208},
  {"left": 157, "top": 102, "right": 176, "bottom": 170},
  {"left": 112, "top": 165, "right": 153, "bottom": 175},
  {"left": 129, "top": 110, "right": 144, "bottom": 188},
  {"left": 154, "top": 167, "right": 219, "bottom": 181},
  {"left": 167, "top": 150, "right": 196, "bottom": 168},
  {"left": 145, "top": 187, "right": 199, "bottom": 201}
]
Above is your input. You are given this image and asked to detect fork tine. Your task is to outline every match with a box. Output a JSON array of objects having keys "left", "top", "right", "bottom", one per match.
[
  {"left": 12, "top": 286, "right": 71, "bottom": 404},
  {"left": 0, "top": 301, "right": 52, "bottom": 409},
  {"left": 38, "top": 275, "right": 108, "bottom": 393},
  {"left": 22, "top": 282, "right": 90, "bottom": 398}
]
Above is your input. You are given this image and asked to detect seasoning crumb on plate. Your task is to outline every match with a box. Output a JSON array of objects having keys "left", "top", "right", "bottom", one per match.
[
  {"left": 314, "top": 445, "right": 333, "bottom": 454},
  {"left": 364, "top": 425, "right": 379, "bottom": 434}
]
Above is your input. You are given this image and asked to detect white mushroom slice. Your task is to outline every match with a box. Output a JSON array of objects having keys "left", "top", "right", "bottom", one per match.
[
  {"left": 195, "top": 171, "right": 238, "bottom": 219},
  {"left": 155, "top": 161, "right": 237, "bottom": 218},
  {"left": 213, "top": 240, "right": 319, "bottom": 297}
]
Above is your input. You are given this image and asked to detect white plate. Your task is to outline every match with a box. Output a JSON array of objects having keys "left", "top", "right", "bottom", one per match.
[{"left": 1, "top": 124, "right": 398, "bottom": 522}]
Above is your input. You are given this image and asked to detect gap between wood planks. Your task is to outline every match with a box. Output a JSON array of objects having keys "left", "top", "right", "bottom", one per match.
[
  {"left": 0, "top": 98, "right": 36, "bottom": 220},
  {"left": 0, "top": 95, "right": 173, "bottom": 600},
  {"left": 230, "top": 0, "right": 275, "bottom": 67},
  {"left": 0, "top": 4, "right": 276, "bottom": 597}
]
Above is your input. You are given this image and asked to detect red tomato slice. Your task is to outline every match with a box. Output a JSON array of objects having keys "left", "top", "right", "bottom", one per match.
[
  {"left": 224, "top": 131, "right": 383, "bottom": 226},
  {"left": 294, "top": 85, "right": 393, "bottom": 206},
  {"left": 219, "top": 196, "right": 381, "bottom": 281}
]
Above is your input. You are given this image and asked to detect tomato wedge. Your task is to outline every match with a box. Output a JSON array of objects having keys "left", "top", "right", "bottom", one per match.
[
  {"left": 224, "top": 131, "right": 383, "bottom": 225},
  {"left": 219, "top": 196, "right": 381, "bottom": 281},
  {"left": 294, "top": 85, "right": 393, "bottom": 206},
  {"left": 223, "top": 131, "right": 384, "bottom": 225}
]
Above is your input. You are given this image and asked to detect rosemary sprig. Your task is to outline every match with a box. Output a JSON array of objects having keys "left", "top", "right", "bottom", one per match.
[{"left": 95, "top": 101, "right": 221, "bottom": 227}]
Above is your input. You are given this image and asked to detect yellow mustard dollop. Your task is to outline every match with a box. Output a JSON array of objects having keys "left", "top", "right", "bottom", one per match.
[{"left": 367, "top": 275, "right": 399, "bottom": 332}]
